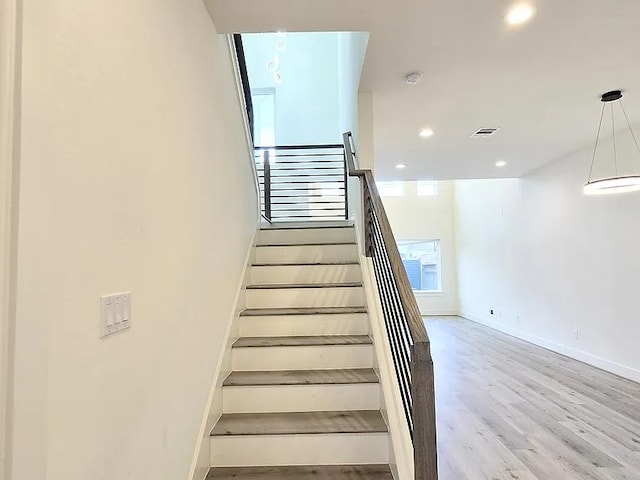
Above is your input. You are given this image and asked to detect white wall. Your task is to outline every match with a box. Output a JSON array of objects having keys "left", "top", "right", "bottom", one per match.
[
  {"left": 243, "top": 32, "right": 342, "bottom": 145},
  {"left": 357, "top": 91, "right": 374, "bottom": 170},
  {"left": 11, "top": 1, "right": 258, "bottom": 479},
  {"left": 243, "top": 31, "right": 368, "bottom": 146},
  {"left": 455, "top": 138, "right": 640, "bottom": 382},
  {"left": 381, "top": 182, "right": 459, "bottom": 315},
  {"left": 337, "top": 32, "right": 369, "bottom": 142}
]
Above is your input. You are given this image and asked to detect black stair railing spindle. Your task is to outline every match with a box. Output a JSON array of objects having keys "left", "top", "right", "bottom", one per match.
[
  {"left": 344, "top": 150, "right": 349, "bottom": 220},
  {"left": 264, "top": 150, "right": 272, "bottom": 221}
]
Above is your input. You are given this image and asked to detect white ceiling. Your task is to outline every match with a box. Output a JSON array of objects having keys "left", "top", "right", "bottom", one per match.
[{"left": 207, "top": 0, "right": 640, "bottom": 180}]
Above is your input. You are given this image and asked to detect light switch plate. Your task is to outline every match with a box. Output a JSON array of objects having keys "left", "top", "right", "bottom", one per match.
[{"left": 100, "top": 292, "right": 131, "bottom": 338}]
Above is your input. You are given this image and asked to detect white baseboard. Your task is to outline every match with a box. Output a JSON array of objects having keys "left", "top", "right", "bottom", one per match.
[
  {"left": 188, "top": 227, "right": 257, "bottom": 480},
  {"left": 460, "top": 313, "right": 640, "bottom": 384}
]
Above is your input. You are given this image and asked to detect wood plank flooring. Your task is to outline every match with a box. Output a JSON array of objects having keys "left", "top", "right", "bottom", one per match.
[{"left": 426, "top": 316, "right": 640, "bottom": 480}]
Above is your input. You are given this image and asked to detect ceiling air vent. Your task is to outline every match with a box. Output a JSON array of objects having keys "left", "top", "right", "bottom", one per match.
[{"left": 471, "top": 127, "right": 500, "bottom": 138}]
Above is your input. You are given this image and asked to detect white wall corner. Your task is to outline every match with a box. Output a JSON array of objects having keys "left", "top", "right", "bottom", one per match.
[
  {"left": 360, "top": 257, "right": 414, "bottom": 480},
  {"left": 187, "top": 227, "right": 258, "bottom": 480},
  {"left": 0, "top": 0, "right": 21, "bottom": 476},
  {"left": 357, "top": 92, "right": 374, "bottom": 171}
]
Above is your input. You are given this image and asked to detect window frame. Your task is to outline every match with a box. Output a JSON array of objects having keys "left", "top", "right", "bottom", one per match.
[
  {"left": 377, "top": 181, "right": 406, "bottom": 197},
  {"left": 397, "top": 239, "right": 443, "bottom": 293},
  {"left": 417, "top": 180, "right": 438, "bottom": 196}
]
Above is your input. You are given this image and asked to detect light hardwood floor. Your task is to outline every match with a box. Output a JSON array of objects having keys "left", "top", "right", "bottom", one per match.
[{"left": 426, "top": 316, "right": 640, "bottom": 480}]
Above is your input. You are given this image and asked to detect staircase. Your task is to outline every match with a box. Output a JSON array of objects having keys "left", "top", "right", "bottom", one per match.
[{"left": 206, "top": 223, "right": 393, "bottom": 479}]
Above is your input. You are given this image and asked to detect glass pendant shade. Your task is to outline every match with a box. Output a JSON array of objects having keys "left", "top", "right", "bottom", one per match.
[{"left": 584, "top": 90, "right": 640, "bottom": 195}]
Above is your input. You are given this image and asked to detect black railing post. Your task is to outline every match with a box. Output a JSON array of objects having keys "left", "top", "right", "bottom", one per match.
[
  {"left": 264, "top": 150, "right": 272, "bottom": 221},
  {"left": 344, "top": 148, "right": 349, "bottom": 220}
]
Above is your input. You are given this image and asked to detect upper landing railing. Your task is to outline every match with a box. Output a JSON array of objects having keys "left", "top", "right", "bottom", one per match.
[{"left": 254, "top": 144, "right": 348, "bottom": 222}]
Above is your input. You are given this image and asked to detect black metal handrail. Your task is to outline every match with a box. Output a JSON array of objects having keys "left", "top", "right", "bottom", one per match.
[
  {"left": 343, "top": 131, "right": 438, "bottom": 480},
  {"left": 255, "top": 144, "right": 348, "bottom": 222},
  {"left": 232, "top": 34, "right": 253, "bottom": 142}
]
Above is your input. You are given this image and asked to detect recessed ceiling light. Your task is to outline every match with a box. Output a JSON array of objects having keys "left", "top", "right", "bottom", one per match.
[
  {"left": 505, "top": 4, "right": 536, "bottom": 26},
  {"left": 275, "top": 40, "right": 287, "bottom": 51},
  {"left": 395, "top": 163, "right": 407, "bottom": 169},
  {"left": 495, "top": 160, "right": 507, "bottom": 167},
  {"left": 419, "top": 128, "right": 434, "bottom": 138}
]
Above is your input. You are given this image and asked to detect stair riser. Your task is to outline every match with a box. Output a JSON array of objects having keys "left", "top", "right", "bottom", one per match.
[
  {"left": 246, "top": 287, "right": 364, "bottom": 309},
  {"left": 222, "top": 384, "right": 380, "bottom": 413},
  {"left": 255, "top": 244, "right": 358, "bottom": 264},
  {"left": 232, "top": 345, "right": 373, "bottom": 371},
  {"left": 250, "top": 264, "right": 362, "bottom": 284},
  {"left": 238, "top": 313, "right": 369, "bottom": 337},
  {"left": 257, "top": 227, "right": 356, "bottom": 245},
  {"left": 211, "top": 433, "right": 388, "bottom": 467}
]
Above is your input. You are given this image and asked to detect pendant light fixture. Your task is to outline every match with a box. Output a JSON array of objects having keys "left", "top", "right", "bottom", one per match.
[{"left": 584, "top": 90, "right": 640, "bottom": 195}]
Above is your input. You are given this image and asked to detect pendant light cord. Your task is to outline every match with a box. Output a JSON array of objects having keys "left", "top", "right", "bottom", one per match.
[
  {"left": 612, "top": 103, "right": 618, "bottom": 176},
  {"left": 620, "top": 100, "right": 640, "bottom": 157},
  {"left": 587, "top": 103, "right": 606, "bottom": 183}
]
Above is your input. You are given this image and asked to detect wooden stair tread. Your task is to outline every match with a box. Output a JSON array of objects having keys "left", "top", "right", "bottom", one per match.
[
  {"left": 256, "top": 242, "right": 356, "bottom": 247},
  {"left": 206, "top": 465, "right": 393, "bottom": 479},
  {"left": 260, "top": 225, "right": 354, "bottom": 231},
  {"left": 247, "top": 282, "right": 362, "bottom": 289},
  {"left": 223, "top": 368, "right": 379, "bottom": 386},
  {"left": 233, "top": 335, "right": 372, "bottom": 348},
  {"left": 252, "top": 261, "right": 359, "bottom": 266},
  {"left": 211, "top": 410, "right": 387, "bottom": 436},
  {"left": 240, "top": 306, "right": 367, "bottom": 317}
]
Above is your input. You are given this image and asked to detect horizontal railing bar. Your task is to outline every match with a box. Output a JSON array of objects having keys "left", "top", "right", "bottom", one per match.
[
  {"left": 270, "top": 195, "right": 345, "bottom": 199},
  {"left": 255, "top": 153, "right": 344, "bottom": 159},
  {"left": 257, "top": 171, "right": 343, "bottom": 175},
  {"left": 271, "top": 201, "right": 345, "bottom": 205},
  {"left": 268, "top": 192, "right": 345, "bottom": 195},
  {"left": 255, "top": 144, "right": 344, "bottom": 151},
  {"left": 273, "top": 215, "right": 344, "bottom": 222},
  {"left": 260, "top": 181, "right": 344, "bottom": 185},
  {"left": 264, "top": 191, "right": 345, "bottom": 195},
  {"left": 258, "top": 173, "right": 345, "bottom": 178},
  {"left": 258, "top": 166, "right": 344, "bottom": 171},
  {"left": 260, "top": 188, "right": 345, "bottom": 192},
  {"left": 270, "top": 212, "right": 346, "bottom": 215},
  {"left": 256, "top": 160, "right": 344, "bottom": 165},
  {"left": 269, "top": 208, "right": 346, "bottom": 212}
]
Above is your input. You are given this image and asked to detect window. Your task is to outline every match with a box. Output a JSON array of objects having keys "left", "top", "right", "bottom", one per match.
[
  {"left": 377, "top": 181, "right": 405, "bottom": 197},
  {"left": 417, "top": 180, "right": 438, "bottom": 196},
  {"left": 397, "top": 240, "right": 441, "bottom": 291},
  {"left": 252, "top": 89, "right": 277, "bottom": 165}
]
